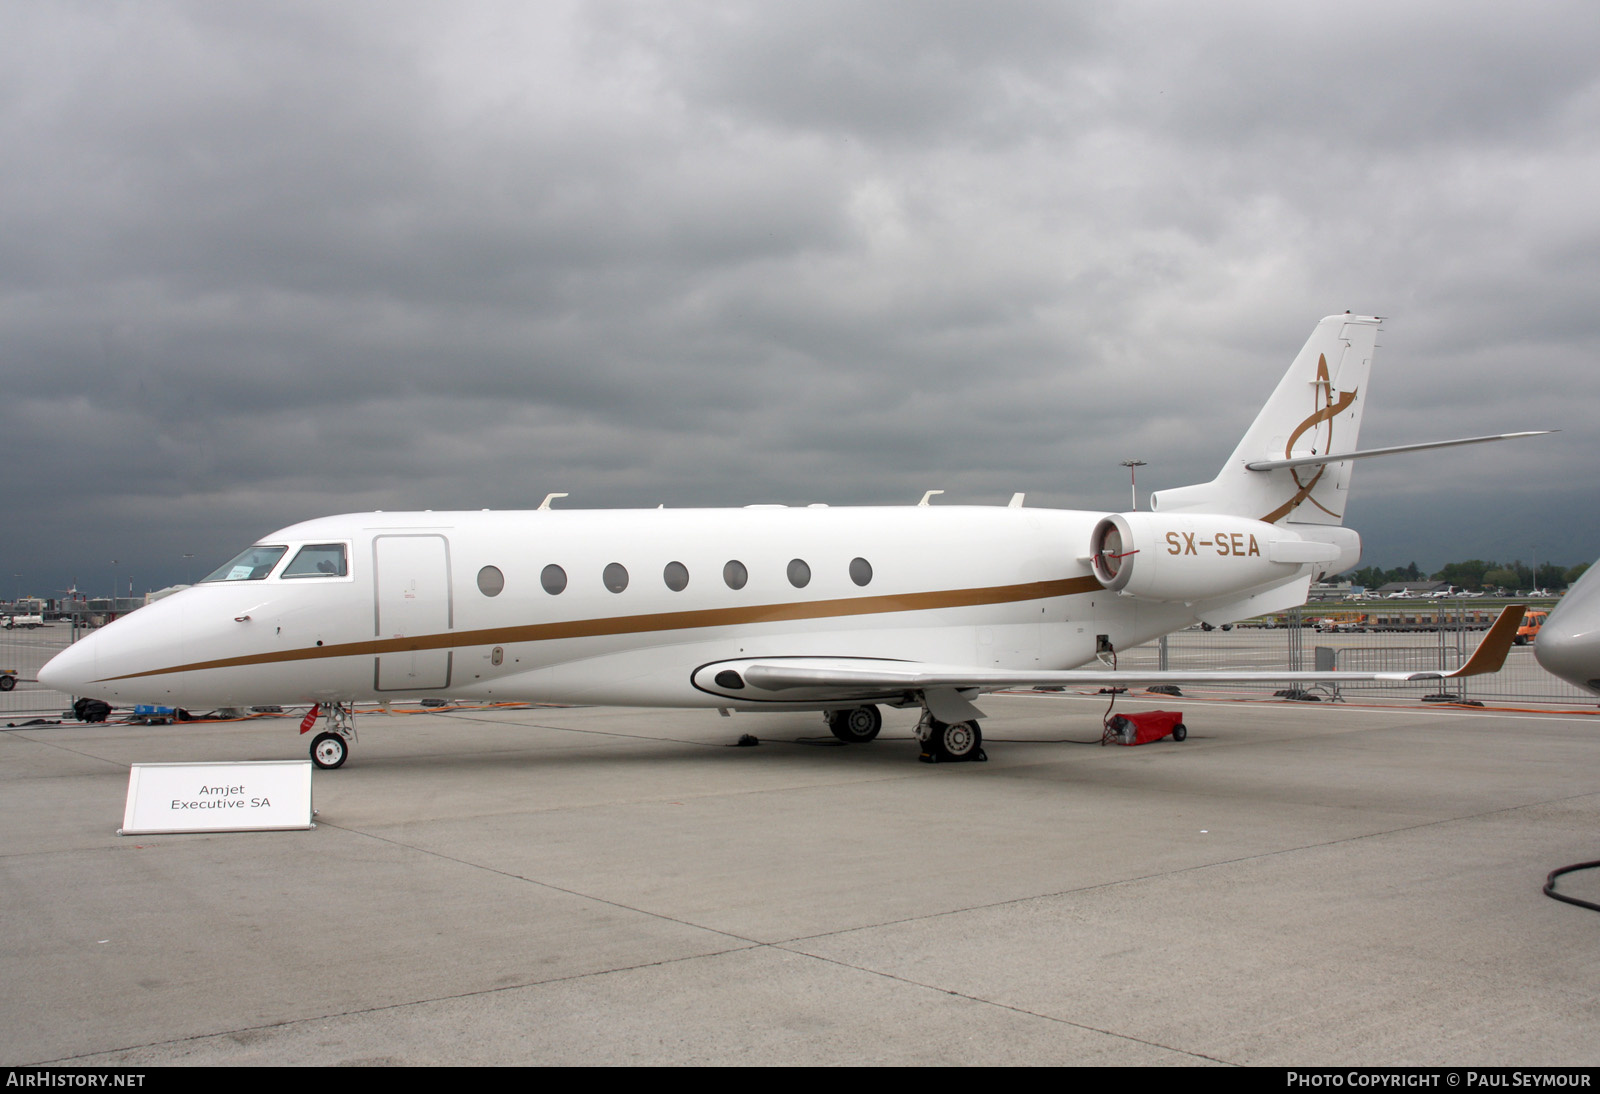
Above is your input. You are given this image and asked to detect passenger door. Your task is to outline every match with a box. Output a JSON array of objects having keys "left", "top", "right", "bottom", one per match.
[{"left": 373, "top": 534, "right": 453, "bottom": 691}]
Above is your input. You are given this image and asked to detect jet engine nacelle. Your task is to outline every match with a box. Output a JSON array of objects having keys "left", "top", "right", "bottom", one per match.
[{"left": 1088, "top": 513, "right": 1344, "bottom": 603}]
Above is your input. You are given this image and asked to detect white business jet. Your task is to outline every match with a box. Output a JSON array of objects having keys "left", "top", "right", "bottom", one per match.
[{"left": 39, "top": 314, "right": 1538, "bottom": 767}]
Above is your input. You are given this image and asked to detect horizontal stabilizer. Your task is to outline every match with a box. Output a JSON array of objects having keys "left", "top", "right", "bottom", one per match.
[{"left": 1245, "top": 432, "right": 1554, "bottom": 472}]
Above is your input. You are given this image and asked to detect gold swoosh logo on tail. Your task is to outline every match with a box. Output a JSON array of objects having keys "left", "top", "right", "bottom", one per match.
[{"left": 1260, "top": 353, "right": 1358, "bottom": 524}]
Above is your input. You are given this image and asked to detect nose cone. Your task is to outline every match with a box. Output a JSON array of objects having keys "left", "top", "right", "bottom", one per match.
[
  {"left": 1536, "top": 562, "right": 1600, "bottom": 694},
  {"left": 38, "top": 638, "right": 95, "bottom": 695},
  {"left": 37, "top": 595, "right": 194, "bottom": 703}
]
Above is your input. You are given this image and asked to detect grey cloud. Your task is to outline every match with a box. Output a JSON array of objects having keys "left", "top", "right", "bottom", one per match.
[{"left": 2, "top": 1, "right": 1596, "bottom": 594}]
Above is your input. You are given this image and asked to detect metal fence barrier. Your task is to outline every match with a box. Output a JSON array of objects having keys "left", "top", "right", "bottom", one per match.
[
  {"left": 0, "top": 619, "right": 80, "bottom": 718},
  {"left": 1116, "top": 606, "right": 1594, "bottom": 705},
  {"left": 4, "top": 606, "right": 1596, "bottom": 719}
]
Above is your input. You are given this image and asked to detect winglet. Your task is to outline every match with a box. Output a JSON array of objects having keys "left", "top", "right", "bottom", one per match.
[{"left": 1444, "top": 605, "right": 1525, "bottom": 678}]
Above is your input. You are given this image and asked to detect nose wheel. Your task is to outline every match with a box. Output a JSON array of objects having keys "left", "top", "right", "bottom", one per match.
[
  {"left": 311, "top": 732, "right": 348, "bottom": 769},
  {"left": 307, "top": 702, "right": 357, "bottom": 769}
]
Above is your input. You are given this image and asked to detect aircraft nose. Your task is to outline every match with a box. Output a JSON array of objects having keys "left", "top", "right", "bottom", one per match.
[
  {"left": 38, "top": 634, "right": 96, "bottom": 695},
  {"left": 1535, "top": 565, "right": 1600, "bottom": 695},
  {"left": 1535, "top": 615, "right": 1600, "bottom": 694}
]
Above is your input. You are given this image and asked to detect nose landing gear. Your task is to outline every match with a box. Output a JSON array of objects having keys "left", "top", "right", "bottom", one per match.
[{"left": 307, "top": 702, "right": 357, "bottom": 769}]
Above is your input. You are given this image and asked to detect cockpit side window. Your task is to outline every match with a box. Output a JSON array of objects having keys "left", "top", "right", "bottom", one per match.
[
  {"left": 283, "top": 543, "right": 349, "bottom": 579},
  {"left": 202, "top": 546, "right": 288, "bottom": 582}
]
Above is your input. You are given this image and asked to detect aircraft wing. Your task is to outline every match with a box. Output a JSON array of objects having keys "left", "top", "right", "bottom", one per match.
[{"left": 699, "top": 606, "right": 1524, "bottom": 715}]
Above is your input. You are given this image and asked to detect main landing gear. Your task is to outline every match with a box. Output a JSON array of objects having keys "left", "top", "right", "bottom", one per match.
[
  {"left": 309, "top": 701, "right": 357, "bottom": 769},
  {"left": 916, "top": 710, "right": 985, "bottom": 764},
  {"left": 827, "top": 704, "right": 883, "bottom": 744},
  {"left": 822, "top": 703, "right": 985, "bottom": 762}
]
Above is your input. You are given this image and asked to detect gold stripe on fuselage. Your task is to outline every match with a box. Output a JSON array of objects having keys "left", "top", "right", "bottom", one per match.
[{"left": 105, "top": 574, "right": 1106, "bottom": 682}]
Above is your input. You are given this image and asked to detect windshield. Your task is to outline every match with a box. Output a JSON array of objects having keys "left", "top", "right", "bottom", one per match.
[{"left": 201, "top": 546, "right": 287, "bottom": 583}]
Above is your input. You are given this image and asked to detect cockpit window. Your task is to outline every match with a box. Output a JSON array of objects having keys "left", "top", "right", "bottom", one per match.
[
  {"left": 202, "top": 546, "right": 287, "bottom": 583},
  {"left": 283, "top": 543, "right": 349, "bottom": 579}
]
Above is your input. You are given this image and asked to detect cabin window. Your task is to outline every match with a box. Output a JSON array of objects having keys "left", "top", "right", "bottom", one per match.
[
  {"left": 663, "top": 561, "right": 689, "bottom": 591},
  {"left": 202, "top": 545, "right": 287, "bottom": 583},
  {"left": 476, "top": 565, "right": 505, "bottom": 597},
  {"left": 604, "top": 562, "right": 629, "bottom": 593},
  {"left": 541, "top": 564, "right": 567, "bottom": 595},
  {"left": 723, "top": 560, "right": 748, "bottom": 590},
  {"left": 283, "top": 543, "right": 349, "bottom": 579},
  {"left": 787, "top": 559, "right": 811, "bottom": 588},
  {"left": 850, "top": 557, "right": 873, "bottom": 586}
]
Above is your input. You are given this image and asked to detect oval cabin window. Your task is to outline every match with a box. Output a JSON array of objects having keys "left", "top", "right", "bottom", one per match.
[{"left": 477, "top": 565, "right": 505, "bottom": 597}]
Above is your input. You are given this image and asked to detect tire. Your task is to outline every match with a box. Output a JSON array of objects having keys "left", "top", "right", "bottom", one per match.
[
  {"left": 1172, "top": 723, "right": 1187, "bottom": 742},
  {"left": 311, "top": 732, "right": 348, "bottom": 770},
  {"left": 828, "top": 705, "right": 882, "bottom": 744},
  {"left": 0, "top": 675, "right": 14, "bottom": 691},
  {"left": 927, "top": 719, "right": 982, "bottom": 762}
]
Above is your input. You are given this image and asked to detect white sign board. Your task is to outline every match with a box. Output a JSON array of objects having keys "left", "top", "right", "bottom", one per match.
[{"left": 120, "top": 761, "right": 314, "bottom": 835}]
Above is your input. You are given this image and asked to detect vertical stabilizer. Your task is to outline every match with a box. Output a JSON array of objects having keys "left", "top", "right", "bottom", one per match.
[{"left": 1150, "top": 314, "right": 1380, "bottom": 525}]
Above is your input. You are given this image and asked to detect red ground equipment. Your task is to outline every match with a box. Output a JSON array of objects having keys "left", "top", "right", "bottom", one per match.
[{"left": 1102, "top": 710, "right": 1187, "bottom": 747}]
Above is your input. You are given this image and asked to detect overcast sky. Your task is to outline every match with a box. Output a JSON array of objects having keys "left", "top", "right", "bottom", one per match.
[{"left": 2, "top": 0, "right": 1596, "bottom": 600}]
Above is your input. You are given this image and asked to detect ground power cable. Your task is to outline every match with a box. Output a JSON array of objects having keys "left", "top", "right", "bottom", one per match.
[{"left": 1543, "top": 860, "right": 1600, "bottom": 913}]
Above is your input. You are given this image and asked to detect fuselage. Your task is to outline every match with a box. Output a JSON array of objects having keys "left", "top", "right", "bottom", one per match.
[{"left": 41, "top": 505, "right": 1209, "bottom": 711}]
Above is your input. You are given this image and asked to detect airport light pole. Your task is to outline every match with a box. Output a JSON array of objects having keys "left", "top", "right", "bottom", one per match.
[{"left": 1120, "top": 459, "right": 1147, "bottom": 510}]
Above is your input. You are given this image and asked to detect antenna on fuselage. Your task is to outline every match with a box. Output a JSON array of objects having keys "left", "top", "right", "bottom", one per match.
[
  {"left": 918, "top": 490, "right": 944, "bottom": 507},
  {"left": 538, "top": 493, "right": 569, "bottom": 511}
]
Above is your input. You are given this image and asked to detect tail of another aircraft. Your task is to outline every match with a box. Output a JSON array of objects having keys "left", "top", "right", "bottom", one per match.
[{"left": 1150, "top": 313, "right": 1381, "bottom": 527}]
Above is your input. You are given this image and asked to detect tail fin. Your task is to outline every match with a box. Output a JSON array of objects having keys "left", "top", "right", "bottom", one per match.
[{"left": 1150, "top": 314, "right": 1381, "bottom": 525}]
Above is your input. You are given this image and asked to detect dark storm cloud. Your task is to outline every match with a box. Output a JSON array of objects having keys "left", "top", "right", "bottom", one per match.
[{"left": 2, "top": 0, "right": 1597, "bottom": 595}]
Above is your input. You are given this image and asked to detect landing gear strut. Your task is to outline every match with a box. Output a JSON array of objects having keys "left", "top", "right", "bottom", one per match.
[
  {"left": 827, "top": 704, "right": 882, "bottom": 744},
  {"left": 917, "top": 710, "right": 985, "bottom": 763},
  {"left": 309, "top": 702, "right": 357, "bottom": 769}
]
